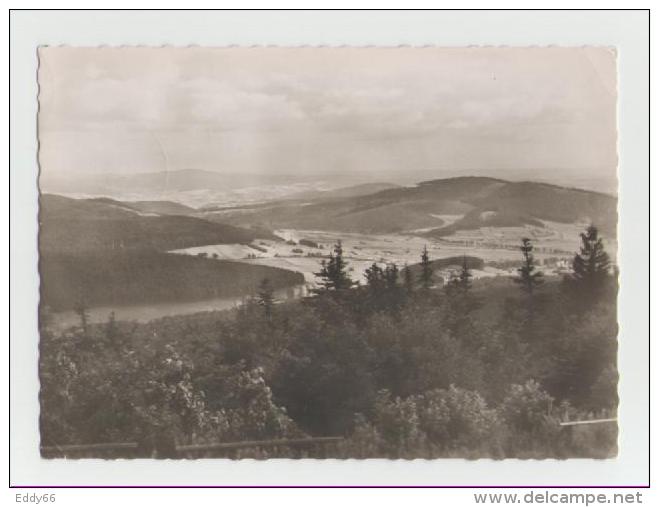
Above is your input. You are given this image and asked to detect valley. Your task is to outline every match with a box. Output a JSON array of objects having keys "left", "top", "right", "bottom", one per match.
[
  {"left": 39, "top": 175, "right": 618, "bottom": 329},
  {"left": 171, "top": 219, "right": 615, "bottom": 287}
]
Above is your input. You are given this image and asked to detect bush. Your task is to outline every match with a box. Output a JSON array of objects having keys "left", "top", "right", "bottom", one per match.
[
  {"left": 416, "top": 386, "right": 502, "bottom": 455},
  {"left": 39, "top": 325, "right": 301, "bottom": 457},
  {"left": 498, "top": 380, "right": 560, "bottom": 456},
  {"left": 347, "top": 386, "right": 501, "bottom": 458},
  {"left": 40, "top": 258, "right": 618, "bottom": 459},
  {"left": 371, "top": 390, "right": 424, "bottom": 456}
]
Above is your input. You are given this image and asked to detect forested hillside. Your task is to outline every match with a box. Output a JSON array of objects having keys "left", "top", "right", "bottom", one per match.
[
  {"left": 40, "top": 194, "right": 273, "bottom": 253},
  {"left": 40, "top": 226, "right": 618, "bottom": 458},
  {"left": 217, "top": 177, "right": 618, "bottom": 235},
  {"left": 40, "top": 252, "right": 304, "bottom": 311},
  {"left": 39, "top": 194, "right": 303, "bottom": 311}
]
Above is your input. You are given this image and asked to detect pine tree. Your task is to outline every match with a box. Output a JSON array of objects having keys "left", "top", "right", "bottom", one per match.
[
  {"left": 384, "top": 263, "right": 400, "bottom": 291},
  {"left": 257, "top": 277, "right": 276, "bottom": 321},
  {"left": 514, "top": 237, "right": 544, "bottom": 294},
  {"left": 418, "top": 245, "right": 434, "bottom": 290},
  {"left": 314, "top": 240, "right": 354, "bottom": 291},
  {"left": 364, "top": 262, "right": 385, "bottom": 294},
  {"left": 449, "top": 255, "right": 472, "bottom": 291},
  {"left": 403, "top": 263, "right": 414, "bottom": 294},
  {"left": 444, "top": 255, "right": 480, "bottom": 344},
  {"left": 384, "top": 263, "right": 406, "bottom": 314},
  {"left": 569, "top": 225, "right": 612, "bottom": 296},
  {"left": 364, "top": 263, "right": 402, "bottom": 313},
  {"left": 445, "top": 256, "right": 471, "bottom": 299}
]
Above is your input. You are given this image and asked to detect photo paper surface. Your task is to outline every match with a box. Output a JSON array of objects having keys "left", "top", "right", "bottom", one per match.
[{"left": 37, "top": 46, "right": 619, "bottom": 460}]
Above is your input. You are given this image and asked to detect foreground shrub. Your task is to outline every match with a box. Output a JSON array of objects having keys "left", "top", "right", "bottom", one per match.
[
  {"left": 346, "top": 386, "right": 502, "bottom": 458},
  {"left": 40, "top": 328, "right": 301, "bottom": 457},
  {"left": 498, "top": 380, "right": 561, "bottom": 456},
  {"left": 416, "top": 386, "right": 502, "bottom": 456}
]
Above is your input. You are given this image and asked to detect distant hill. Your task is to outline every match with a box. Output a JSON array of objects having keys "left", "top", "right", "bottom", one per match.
[
  {"left": 41, "top": 169, "right": 347, "bottom": 195},
  {"left": 42, "top": 169, "right": 247, "bottom": 194},
  {"left": 40, "top": 194, "right": 274, "bottom": 254},
  {"left": 424, "top": 180, "right": 616, "bottom": 237},
  {"left": 285, "top": 182, "right": 401, "bottom": 201},
  {"left": 40, "top": 169, "right": 397, "bottom": 208},
  {"left": 123, "top": 200, "right": 197, "bottom": 216},
  {"left": 216, "top": 177, "right": 617, "bottom": 236}
]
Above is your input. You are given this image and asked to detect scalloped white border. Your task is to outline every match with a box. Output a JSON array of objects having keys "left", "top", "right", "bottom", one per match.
[{"left": 10, "top": 9, "right": 649, "bottom": 487}]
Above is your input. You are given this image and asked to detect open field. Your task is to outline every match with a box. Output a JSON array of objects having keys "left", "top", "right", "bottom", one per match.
[
  {"left": 170, "top": 220, "right": 617, "bottom": 286},
  {"left": 440, "top": 220, "right": 617, "bottom": 257}
]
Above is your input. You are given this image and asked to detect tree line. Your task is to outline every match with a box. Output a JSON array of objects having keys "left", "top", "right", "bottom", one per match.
[
  {"left": 253, "top": 224, "right": 614, "bottom": 320},
  {"left": 40, "top": 224, "right": 617, "bottom": 458}
]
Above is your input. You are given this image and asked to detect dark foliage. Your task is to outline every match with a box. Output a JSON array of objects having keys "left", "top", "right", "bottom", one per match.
[
  {"left": 257, "top": 278, "right": 275, "bottom": 322},
  {"left": 40, "top": 251, "right": 304, "bottom": 311},
  {"left": 39, "top": 226, "right": 617, "bottom": 458},
  {"left": 313, "top": 241, "right": 356, "bottom": 291},
  {"left": 40, "top": 194, "right": 271, "bottom": 254},
  {"left": 418, "top": 245, "right": 434, "bottom": 289},
  {"left": 565, "top": 225, "right": 614, "bottom": 302},
  {"left": 219, "top": 177, "right": 617, "bottom": 236},
  {"left": 514, "top": 238, "right": 544, "bottom": 294}
]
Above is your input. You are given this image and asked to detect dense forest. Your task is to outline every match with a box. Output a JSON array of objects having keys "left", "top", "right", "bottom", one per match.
[
  {"left": 39, "top": 194, "right": 276, "bottom": 253},
  {"left": 40, "top": 251, "right": 305, "bottom": 311},
  {"left": 39, "top": 194, "right": 304, "bottom": 311},
  {"left": 39, "top": 225, "right": 618, "bottom": 458}
]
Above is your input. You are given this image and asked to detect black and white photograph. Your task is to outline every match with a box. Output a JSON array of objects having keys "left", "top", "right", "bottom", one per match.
[{"left": 35, "top": 45, "right": 621, "bottom": 460}]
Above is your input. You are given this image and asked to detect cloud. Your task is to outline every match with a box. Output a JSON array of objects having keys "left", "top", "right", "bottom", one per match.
[{"left": 38, "top": 47, "right": 617, "bottom": 179}]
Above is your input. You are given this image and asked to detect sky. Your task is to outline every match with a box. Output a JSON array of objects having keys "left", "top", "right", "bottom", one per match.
[{"left": 38, "top": 46, "right": 617, "bottom": 185}]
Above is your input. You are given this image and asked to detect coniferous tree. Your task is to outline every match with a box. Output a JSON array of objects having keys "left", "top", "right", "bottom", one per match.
[
  {"left": 418, "top": 245, "right": 434, "bottom": 290},
  {"left": 364, "top": 263, "right": 403, "bottom": 313},
  {"left": 512, "top": 239, "right": 546, "bottom": 342},
  {"left": 569, "top": 225, "right": 612, "bottom": 296},
  {"left": 364, "top": 262, "right": 386, "bottom": 294},
  {"left": 384, "top": 263, "right": 406, "bottom": 314},
  {"left": 514, "top": 238, "right": 544, "bottom": 295},
  {"left": 445, "top": 255, "right": 480, "bottom": 346},
  {"left": 314, "top": 240, "right": 354, "bottom": 291},
  {"left": 257, "top": 277, "right": 275, "bottom": 321},
  {"left": 459, "top": 255, "right": 472, "bottom": 289},
  {"left": 384, "top": 263, "right": 400, "bottom": 291},
  {"left": 449, "top": 255, "right": 472, "bottom": 291},
  {"left": 403, "top": 263, "right": 414, "bottom": 295}
]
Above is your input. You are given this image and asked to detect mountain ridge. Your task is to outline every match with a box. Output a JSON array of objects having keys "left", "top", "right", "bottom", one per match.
[
  {"left": 214, "top": 176, "right": 617, "bottom": 236},
  {"left": 39, "top": 194, "right": 275, "bottom": 254}
]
